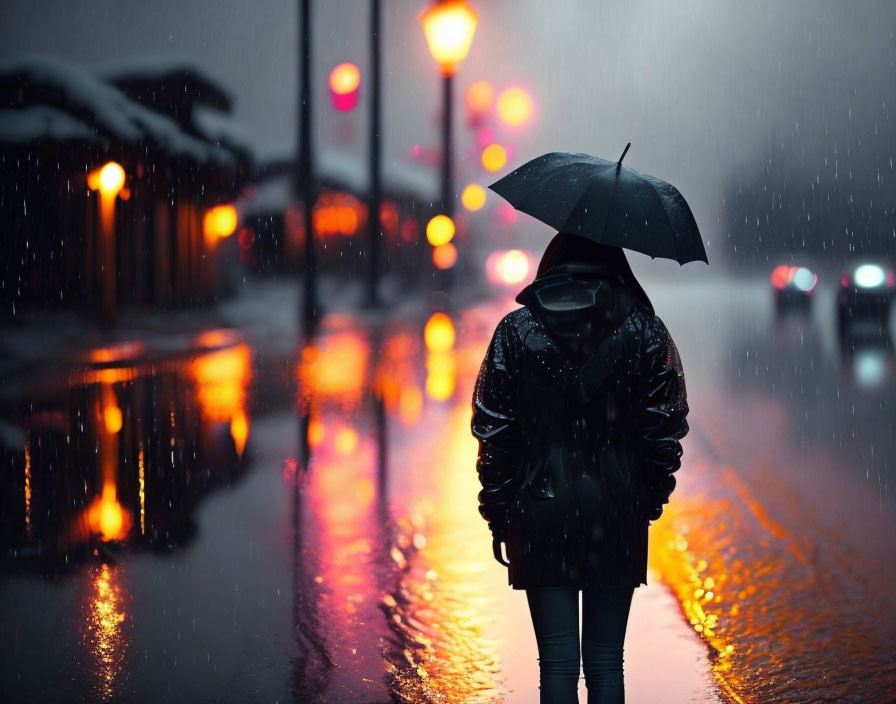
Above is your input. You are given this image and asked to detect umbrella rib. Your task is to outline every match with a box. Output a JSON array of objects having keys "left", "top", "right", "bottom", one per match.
[
  {"left": 643, "top": 174, "right": 706, "bottom": 262},
  {"left": 645, "top": 179, "right": 684, "bottom": 261}
]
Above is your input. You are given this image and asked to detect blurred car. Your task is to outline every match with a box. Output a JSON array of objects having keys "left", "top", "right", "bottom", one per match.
[
  {"left": 836, "top": 261, "right": 895, "bottom": 335},
  {"left": 770, "top": 264, "right": 818, "bottom": 313}
]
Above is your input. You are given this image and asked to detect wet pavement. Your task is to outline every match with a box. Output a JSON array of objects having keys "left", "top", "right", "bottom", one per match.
[
  {"left": 1, "top": 272, "right": 894, "bottom": 703},
  {"left": 653, "top": 277, "right": 896, "bottom": 703}
]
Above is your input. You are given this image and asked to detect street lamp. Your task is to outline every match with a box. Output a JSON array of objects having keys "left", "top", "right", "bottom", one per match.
[
  {"left": 203, "top": 204, "right": 238, "bottom": 246},
  {"left": 419, "top": 0, "right": 478, "bottom": 218},
  {"left": 328, "top": 62, "right": 361, "bottom": 112},
  {"left": 88, "top": 161, "right": 126, "bottom": 326}
]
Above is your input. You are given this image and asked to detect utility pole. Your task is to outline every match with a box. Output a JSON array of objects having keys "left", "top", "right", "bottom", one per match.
[
  {"left": 297, "top": 0, "right": 320, "bottom": 330},
  {"left": 441, "top": 71, "right": 453, "bottom": 221},
  {"left": 366, "top": 0, "right": 382, "bottom": 308}
]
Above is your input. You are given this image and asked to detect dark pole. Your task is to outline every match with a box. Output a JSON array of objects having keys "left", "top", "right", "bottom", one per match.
[
  {"left": 298, "top": 0, "right": 319, "bottom": 330},
  {"left": 441, "top": 72, "right": 454, "bottom": 218},
  {"left": 366, "top": 0, "right": 382, "bottom": 308},
  {"left": 440, "top": 70, "right": 455, "bottom": 291}
]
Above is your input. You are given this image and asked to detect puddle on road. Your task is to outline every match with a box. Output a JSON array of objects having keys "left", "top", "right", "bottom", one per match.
[{"left": 1, "top": 331, "right": 254, "bottom": 700}]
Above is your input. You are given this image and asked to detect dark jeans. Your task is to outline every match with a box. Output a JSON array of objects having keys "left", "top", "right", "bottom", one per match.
[{"left": 525, "top": 586, "right": 635, "bottom": 704}]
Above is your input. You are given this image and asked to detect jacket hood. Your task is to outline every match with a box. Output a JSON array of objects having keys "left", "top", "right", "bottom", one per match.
[
  {"left": 514, "top": 262, "right": 640, "bottom": 401},
  {"left": 515, "top": 261, "right": 636, "bottom": 352}
]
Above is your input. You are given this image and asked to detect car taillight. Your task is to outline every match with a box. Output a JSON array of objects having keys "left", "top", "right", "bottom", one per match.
[
  {"left": 887, "top": 271, "right": 896, "bottom": 287},
  {"left": 771, "top": 265, "right": 791, "bottom": 290},
  {"left": 841, "top": 274, "right": 851, "bottom": 287}
]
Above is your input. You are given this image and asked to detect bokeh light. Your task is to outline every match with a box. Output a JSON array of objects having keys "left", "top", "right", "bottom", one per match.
[
  {"left": 426, "top": 214, "right": 455, "bottom": 246},
  {"left": 88, "top": 161, "right": 126, "bottom": 196},
  {"left": 465, "top": 80, "right": 494, "bottom": 116},
  {"left": 496, "top": 86, "right": 534, "bottom": 127},
  {"left": 424, "top": 312, "right": 456, "bottom": 351},
  {"left": 461, "top": 183, "right": 486, "bottom": 211},
  {"left": 329, "top": 62, "right": 361, "bottom": 111},
  {"left": 203, "top": 204, "right": 238, "bottom": 244},
  {"left": 486, "top": 249, "right": 533, "bottom": 286},
  {"left": 481, "top": 144, "right": 507, "bottom": 172},
  {"left": 432, "top": 242, "right": 458, "bottom": 269}
]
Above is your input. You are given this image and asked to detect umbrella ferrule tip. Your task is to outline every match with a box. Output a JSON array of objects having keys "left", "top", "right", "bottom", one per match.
[{"left": 618, "top": 142, "right": 631, "bottom": 166}]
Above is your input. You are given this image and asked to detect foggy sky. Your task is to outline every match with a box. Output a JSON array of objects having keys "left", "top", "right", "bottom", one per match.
[{"left": 2, "top": 0, "right": 894, "bottom": 268}]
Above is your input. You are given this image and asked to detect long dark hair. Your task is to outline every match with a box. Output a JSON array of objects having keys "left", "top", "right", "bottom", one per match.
[{"left": 535, "top": 231, "right": 655, "bottom": 315}]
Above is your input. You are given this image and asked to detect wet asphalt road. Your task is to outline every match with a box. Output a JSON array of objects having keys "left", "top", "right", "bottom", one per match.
[{"left": 1, "top": 273, "right": 894, "bottom": 703}]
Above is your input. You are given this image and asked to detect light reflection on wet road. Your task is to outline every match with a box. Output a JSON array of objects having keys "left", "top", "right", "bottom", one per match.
[
  {"left": 650, "top": 277, "right": 896, "bottom": 703},
  {"left": 1, "top": 275, "right": 893, "bottom": 702}
]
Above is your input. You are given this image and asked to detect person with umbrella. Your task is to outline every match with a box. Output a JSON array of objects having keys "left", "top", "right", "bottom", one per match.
[{"left": 471, "top": 146, "right": 707, "bottom": 703}]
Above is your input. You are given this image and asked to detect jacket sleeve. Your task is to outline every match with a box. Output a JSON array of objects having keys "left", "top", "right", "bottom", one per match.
[
  {"left": 471, "top": 314, "right": 522, "bottom": 541},
  {"left": 633, "top": 315, "right": 689, "bottom": 520}
]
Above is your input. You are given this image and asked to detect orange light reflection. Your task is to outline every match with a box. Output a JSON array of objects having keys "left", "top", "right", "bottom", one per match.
[
  {"left": 190, "top": 340, "right": 253, "bottom": 456},
  {"left": 380, "top": 398, "right": 504, "bottom": 700},
  {"left": 297, "top": 329, "right": 370, "bottom": 412},
  {"left": 83, "top": 563, "right": 129, "bottom": 701},
  {"left": 305, "top": 418, "right": 384, "bottom": 701},
  {"left": 24, "top": 440, "right": 32, "bottom": 538}
]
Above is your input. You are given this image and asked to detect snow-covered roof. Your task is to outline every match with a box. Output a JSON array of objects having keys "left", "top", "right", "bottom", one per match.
[
  {"left": 0, "top": 54, "right": 236, "bottom": 166},
  {"left": 193, "top": 107, "right": 254, "bottom": 164},
  {"left": 98, "top": 55, "right": 233, "bottom": 113},
  {"left": 0, "top": 105, "right": 99, "bottom": 145}
]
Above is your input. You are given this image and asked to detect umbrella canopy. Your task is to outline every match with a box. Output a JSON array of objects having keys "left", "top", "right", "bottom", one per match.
[{"left": 488, "top": 145, "right": 709, "bottom": 265}]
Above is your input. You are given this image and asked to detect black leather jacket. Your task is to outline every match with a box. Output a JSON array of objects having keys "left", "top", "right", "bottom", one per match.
[{"left": 470, "top": 262, "right": 689, "bottom": 589}]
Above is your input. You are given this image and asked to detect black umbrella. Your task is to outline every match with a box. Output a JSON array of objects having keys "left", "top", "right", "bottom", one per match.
[{"left": 488, "top": 144, "right": 709, "bottom": 265}]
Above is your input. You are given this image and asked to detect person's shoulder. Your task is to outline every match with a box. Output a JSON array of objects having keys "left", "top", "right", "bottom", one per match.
[
  {"left": 646, "top": 311, "right": 671, "bottom": 337},
  {"left": 626, "top": 307, "right": 678, "bottom": 357},
  {"left": 642, "top": 312, "right": 686, "bottom": 376},
  {"left": 616, "top": 302, "right": 655, "bottom": 339},
  {"left": 489, "top": 307, "right": 533, "bottom": 357},
  {"left": 496, "top": 306, "right": 532, "bottom": 334}
]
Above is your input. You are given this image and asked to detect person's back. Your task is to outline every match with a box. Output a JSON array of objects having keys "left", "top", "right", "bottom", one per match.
[{"left": 471, "top": 232, "right": 689, "bottom": 703}]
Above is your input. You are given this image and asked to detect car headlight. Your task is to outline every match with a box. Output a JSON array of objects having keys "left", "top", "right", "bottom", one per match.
[
  {"left": 854, "top": 264, "right": 886, "bottom": 288},
  {"left": 791, "top": 267, "right": 817, "bottom": 293}
]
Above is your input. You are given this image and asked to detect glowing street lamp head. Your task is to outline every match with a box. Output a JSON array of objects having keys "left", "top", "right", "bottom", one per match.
[
  {"left": 419, "top": 0, "right": 479, "bottom": 76},
  {"left": 329, "top": 62, "right": 361, "bottom": 94},
  {"left": 329, "top": 62, "right": 361, "bottom": 111},
  {"left": 203, "top": 204, "right": 239, "bottom": 244},
  {"left": 88, "top": 161, "right": 126, "bottom": 197}
]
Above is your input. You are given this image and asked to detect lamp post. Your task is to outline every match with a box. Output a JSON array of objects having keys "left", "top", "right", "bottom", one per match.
[
  {"left": 297, "top": 0, "right": 320, "bottom": 331},
  {"left": 88, "top": 161, "right": 126, "bottom": 327},
  {"left": 419, "top": 0, "right": 478, "bottom": 288},
  {"left": 367, "top": 0, "right": 382, "bottom": 308}
]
